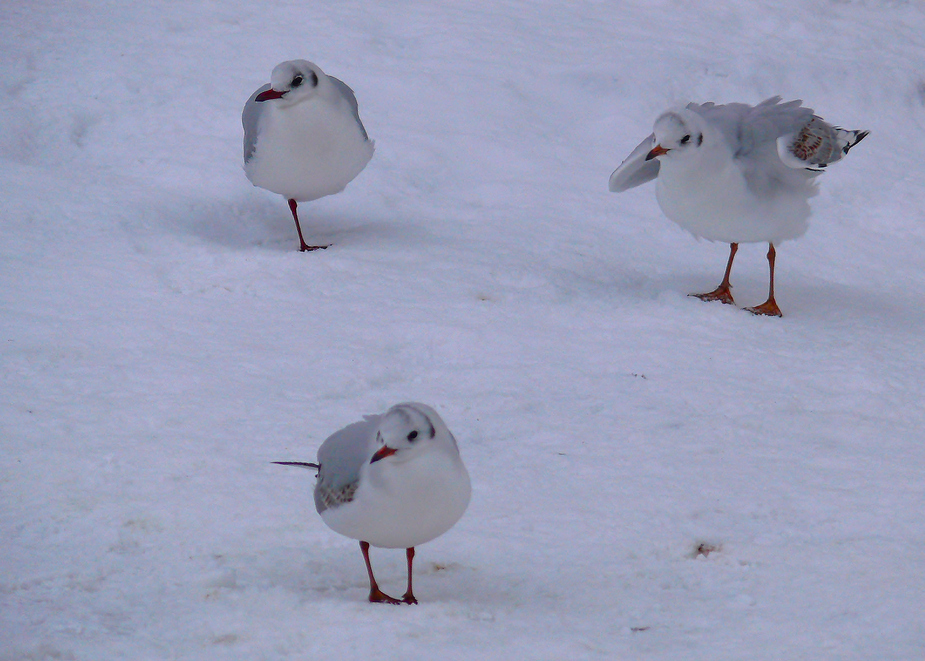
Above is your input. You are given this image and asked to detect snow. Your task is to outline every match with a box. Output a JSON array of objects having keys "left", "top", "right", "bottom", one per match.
[{"left": 2, "top": 0, "right": 924, "bottom": 659}]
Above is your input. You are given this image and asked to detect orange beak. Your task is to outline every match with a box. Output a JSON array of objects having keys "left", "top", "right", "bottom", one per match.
[
  {"left": 646, "top": 144, "right": 670, "bottom": 160},
  {"left": 370, "top": 445, "right": 398, "bottom": 463}
]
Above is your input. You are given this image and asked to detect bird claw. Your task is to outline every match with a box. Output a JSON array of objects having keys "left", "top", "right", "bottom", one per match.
[
  {"left": 745, "top": 299, "right": 783, "bottom": 317},
  {"left": 689, "top": 286, "right": 735, "bottom": 306},
  {"left": 299, "top": 243, "right": 330, "bottom": 252},
  {"left": 368, "top": 587, "right": 402, "bottom": 605},
  {"left": 367, "top": 588, "right": 417, "bottom": 605}
]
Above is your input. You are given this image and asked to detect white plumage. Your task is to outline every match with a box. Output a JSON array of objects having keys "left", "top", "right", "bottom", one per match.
[
  {"left": 243, "top": 60, "right": 374, "bottom": 251},
  {"left": 610, "top": 96, "right": 867, "bottom": 316},
  {"left": 275, "top": 403, "right": 470, "bottom": 604}
]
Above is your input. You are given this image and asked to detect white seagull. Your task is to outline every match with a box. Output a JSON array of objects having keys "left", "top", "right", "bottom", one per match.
[
  {"left": 243, "top": 60, "right": 375, "bottom": 251},
  {"left": 609, "top": 96, "right": 868, "bottom": 316},
  {"left": 275, "top": 403, "right": 471, "bottom": 604}
]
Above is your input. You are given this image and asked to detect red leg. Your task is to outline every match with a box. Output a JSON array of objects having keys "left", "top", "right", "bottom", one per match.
[
  {"left": 745, "top": 243, "right": 783, "bottom": 317},
  {"left": 400, "top": 547, "right": 418, "bottom": 605},
  {"left": 288, "top": 199, "right": 329, "bottom": 252},
  {"left": 690, "top": 242, "right": 737, "bottom": 305},
  {"left": 360, "top": 541, "right": 400, "bottom": 604}
]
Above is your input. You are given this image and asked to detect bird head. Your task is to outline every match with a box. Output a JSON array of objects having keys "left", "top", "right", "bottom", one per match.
[
  {"left": 646, "top": 109, "right": 704, "bottom": 161},
  {"left": 255, "top": 60, "right": 322, "bottom": 106},
  {"left": 369, "top": 403, "right": 451, "bottom": 464}
]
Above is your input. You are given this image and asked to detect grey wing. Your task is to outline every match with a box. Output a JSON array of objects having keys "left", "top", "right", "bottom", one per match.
[
  {"left": 242, "top": 84, "right": 270, "bottom": 164},
  {"left": 313, "top": 415, "right": 380, "bottom": 514},
  {"left": 703, "top": 97, "right": 817, "bottom": 197},
  {"left": 724, "top": 97, "right": 814, "bottom": 159},
  {"left": 328, "top": 76, "right": 370, "bottom": 142},
  {"left": 609, "top": 133, "right": 659, "bottom": 192}
]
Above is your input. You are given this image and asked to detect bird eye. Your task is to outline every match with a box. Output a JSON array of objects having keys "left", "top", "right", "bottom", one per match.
[
  {"left": 407, "top": 430, "right": 419, "bottom": 441},
  {"left": 291, "top": 75, "right": 304, "bottom": 88},
  {"left": 680, "top": 134, "right": 691, "bottom": 144}
]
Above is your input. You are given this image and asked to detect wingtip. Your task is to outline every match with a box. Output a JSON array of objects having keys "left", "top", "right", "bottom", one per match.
[{"left": 844, "top": 129, "right": 870, "bottom": 154}]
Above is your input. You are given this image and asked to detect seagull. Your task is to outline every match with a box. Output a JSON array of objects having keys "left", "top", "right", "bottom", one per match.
[
  {"left": 609, "top": 96, "right": 868, "bottom": 316},
  {"left": 243, "top": 60, "right": 375, "bottom": 252},
  {"left": 274, "top": 403, "right": 471, "bottom": 604}
]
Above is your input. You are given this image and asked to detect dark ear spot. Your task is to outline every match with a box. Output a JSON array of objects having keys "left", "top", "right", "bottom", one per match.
[
  {"left": 407, "top": 430, "right": 418, "bottom": 441},
  {"left": 697, "top": 134, "right": 703, "bottom": 146},
  {"left": 310, "top": 71, "right": 319, "bottom": 87}
]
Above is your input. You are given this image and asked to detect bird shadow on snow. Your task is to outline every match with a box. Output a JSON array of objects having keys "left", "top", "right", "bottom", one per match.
[
  {"left": 777, "top": 279, "right": 925, "bottom": 327},
  {"left": 163, "top": 195, "right": 416, "bottom": 253},
  {"left": 658, "top": 270, "right": 925, "bottom": 326},
  {"left": 596, "top": 264, "right": 925, "bottom": 328},
  {"left": 210, "top": 544, "right": 503, "bottom": 609}
]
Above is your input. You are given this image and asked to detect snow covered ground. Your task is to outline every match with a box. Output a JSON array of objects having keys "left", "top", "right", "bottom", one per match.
[{"left": 3, "top": 0, "right": 924, "bottom": 658}]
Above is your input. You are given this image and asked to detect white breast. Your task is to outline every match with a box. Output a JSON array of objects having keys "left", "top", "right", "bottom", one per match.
[
  {"left": 245, "top": 95, "right": 374, "bottom": 202},
  {"left": 655, "top": 147, "right": 813, "bottom": 245},
  {"left": 319, "top": 449, "right": 471, "bottom": 549}
]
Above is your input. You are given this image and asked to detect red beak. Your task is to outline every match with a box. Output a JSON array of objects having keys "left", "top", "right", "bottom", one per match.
[
  {"left": 646, "top": 144, "right": 670, "bottom": 160},
  {"left": 370, "top": 445, "right": 398, "bottom": 463},
  {"left": 255, "top": 88, "right": 286, "bottom": 102}
]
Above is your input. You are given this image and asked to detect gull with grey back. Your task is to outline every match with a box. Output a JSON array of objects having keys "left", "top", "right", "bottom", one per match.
[
  {"left": 274, "top": 403, "right": 471, "bottom": 604},
  {"left": 243, "top": 59, "right": 374, "bottom": 251},
  {"left": 609, "top": 96, "right": 868, "bottom": 316}
]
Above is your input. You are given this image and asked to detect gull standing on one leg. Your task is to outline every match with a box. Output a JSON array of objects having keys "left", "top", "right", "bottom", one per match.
[{"left": 243, "top": 60, "right": 374, "bottom": 251}]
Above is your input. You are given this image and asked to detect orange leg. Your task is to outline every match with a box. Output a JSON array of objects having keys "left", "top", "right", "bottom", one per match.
[
  {"left": 360, "top": 541, "right": 401, "bottom": 604},
  {"left": 400, "top": 547, "right": 418, "bottom": 605},
  {"left": 745, "top": 243, "right": 783, "bottom": 317},
  {"left": 288, "top": 199, "right": 329, "bottom": 252},
  {"left": 690, "top": 242, "right": 737, "bottom": 305}
]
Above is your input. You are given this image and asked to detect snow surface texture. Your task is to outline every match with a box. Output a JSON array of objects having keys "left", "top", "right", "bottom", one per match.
[{"left": 2, "top": 1, "right": 924, "bottom": 659}]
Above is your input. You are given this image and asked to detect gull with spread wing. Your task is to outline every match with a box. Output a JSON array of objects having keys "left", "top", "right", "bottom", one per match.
[{"left": 610, "top": 96, "right": 867, "bottom": 316}]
